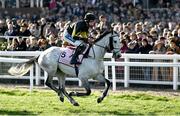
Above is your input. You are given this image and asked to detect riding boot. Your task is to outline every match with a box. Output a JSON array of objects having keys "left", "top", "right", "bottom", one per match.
[
  {"left": 70, "top": 49, "right": 81, "bottom": 64},
  {"left": 70, "top": 44, "right": 86, "bottom": 64}
]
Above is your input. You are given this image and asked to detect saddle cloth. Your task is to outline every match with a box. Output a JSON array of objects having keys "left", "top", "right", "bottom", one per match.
[{"left": 58, "top": 47, "right": 84, "bottom": 66}]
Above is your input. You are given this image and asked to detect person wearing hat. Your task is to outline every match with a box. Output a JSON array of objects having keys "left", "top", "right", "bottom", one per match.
[
  {"left": 150, "top": 40, "right": 166, "bottom": 54},
  {"left": 63, "top": 12, "right": 96, "bottom": 64},
  {"left": 150, "top": 40, "right": 167, "bottom": 81}
]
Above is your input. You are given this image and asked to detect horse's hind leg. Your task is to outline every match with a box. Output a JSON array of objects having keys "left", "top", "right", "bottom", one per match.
[
  {"left": 56, "top": 72, "right": 65, "bottom": 102},
  {"left": 45, "top": 76, "right": 60, "bottom": 95},
  {"left": 95, "top": 74, "right": 111, "bottom": 103},
  {"left": 58, "top": 81, "right": 64, "bottom": 102},
  {"left": 69, "top": 77, "right": 91, "bottom": 96},
  {"left": 56, "top": 72, "right": 79, "bottom": 106}
]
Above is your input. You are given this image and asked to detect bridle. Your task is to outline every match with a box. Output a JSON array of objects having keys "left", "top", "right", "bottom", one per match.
[
  {"left": 91, "top": 32, "right": 120, "bottom": 58},
  {"left": 93, "top": 32, "right": 120, "bottom": 52}
]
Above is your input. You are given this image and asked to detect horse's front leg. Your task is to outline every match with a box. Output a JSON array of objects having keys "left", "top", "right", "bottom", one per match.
[
  {"left": 69, "top": 78, "right": 91, "bottom": 96},
  {"left": 96, "top": 74, "right": 111, "bottom": 103},
  {"left": 60, "top": 86, "right": 79, "bottom": 106}
]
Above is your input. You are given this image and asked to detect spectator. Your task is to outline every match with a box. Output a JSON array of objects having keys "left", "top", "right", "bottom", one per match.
[
  {"left": 7, "top": 38, "right": 19, "bottom": 51},
  {"left": 166, "top": 39, "right": 180, "bottom": 54},
  {"left": 178, "top": 28, "right": 180, "bottom": 38},
  {"left": 146, "top": 35, "right": 154, "bottom": 46},
  {"left": 149, "top": 28, "right": 158, "bottom": 41},
  {"left": 120, "top": 39, "right": 128, "bottom": 53},
  {"left": 29, "top": 22, "right": 40, "bottom": 38},
  {"left": 55, "top": 38, "right": 63, "bottom": 47},
  {"left": 0, "top": 19, "right": 7, "bottom": 36},
  {"left": 26, "top": 36, "right": 39, "bottom": 51},
  {"left": 138, "top": 38, "right": 153, "bottom": 80},
  {"left": 97, "top": 15, "right": 109, "bottom": 33},
  {"left": 12, "top": 18, "right": 20, "bottom": 34},
  {"left": 45, "top": 22, "right": 58, "bottom": 38},
  {"left": 134, "top": 23, "right": 142, "bottom": 32},
  {"left": 39, "top": 18, "right": 48, "bottom": 38},
  {"left": 150, "top": 40, "right": 167, "bottom": 81},
  {"left": 18, "top": 23, "right": 31, "bottom": 36},
  {"left": 17, "top": 37, "right": 27, "bottom": 51},
  {"left": 126, "top": 41, "right": 139, "bottom": 53},
  {"left": 150, "top": 40, "right": 166, "bottom": 54},
  {"left": 139, "top": 38, "right": 153, "bottom": 54},
  {"left": 47, "top": 34, "right": 57, "bottom": 46},
  {"left": 38, "top": 38, "right": 51, "bottom": 51},
  {"left": 26, "top": 37, "right": 30, "bottom": 48},
  {"left": 4, "top": 22, "right": 17, "bottom": 36}
]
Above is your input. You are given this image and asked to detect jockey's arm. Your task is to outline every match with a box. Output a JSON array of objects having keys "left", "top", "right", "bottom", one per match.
[{"left": 72, "top": 22, "right": 88, "bottom": 43}]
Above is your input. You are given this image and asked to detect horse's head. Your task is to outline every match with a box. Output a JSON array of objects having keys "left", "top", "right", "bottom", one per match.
[
  {"left": 107, "top": 31, "right": 121, "bottom": 59},
  {"left": 93, "top": 31, "right": 121, "bottom": 59}
]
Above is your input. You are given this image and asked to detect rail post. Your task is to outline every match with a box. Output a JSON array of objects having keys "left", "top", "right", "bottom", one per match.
[
  {"left": 30, "top": 65, "right": 34, "bottom": 92},
  {"left": 111, "top": 58, "right": 116, "bottom": 91},
  {"left": 35, "top": 63, "right": 40, "bottom": 85},
  {"left": 124, "top": 57, "right": 129, "bottom": 88},
  {"left": 173, "top": 57, "right": 178, "bottom": 90}
]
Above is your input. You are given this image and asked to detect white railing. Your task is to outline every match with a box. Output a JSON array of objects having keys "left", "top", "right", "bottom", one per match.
[
  {"left": 104, "top": 54, "right": 180, "bottom": 91},
  {"left": 0, "top": 36, "right": 29, "bottom": 47},
  {"left": 0, "top": 51, "right": 180, "bottom": 91}
]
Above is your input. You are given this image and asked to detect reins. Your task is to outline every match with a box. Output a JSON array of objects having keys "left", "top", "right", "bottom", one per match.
[{"left": 89, "top": 32, "right": 119, "bottom": 59}]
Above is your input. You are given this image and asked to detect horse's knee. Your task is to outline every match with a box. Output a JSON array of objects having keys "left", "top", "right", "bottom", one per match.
[
  {"left": 106, "top": 79, "right": 111, "bottom": 86},
  {"left": 86, "top": 89, "right": 91, "bottom": 95},
  {"left": 45, "top": 81, "right": 51, "bottom": 87}
]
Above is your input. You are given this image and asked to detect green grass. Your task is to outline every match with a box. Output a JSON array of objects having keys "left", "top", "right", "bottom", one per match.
[{"left": 0, "top": 87, "right": 180, "bottom": 115}]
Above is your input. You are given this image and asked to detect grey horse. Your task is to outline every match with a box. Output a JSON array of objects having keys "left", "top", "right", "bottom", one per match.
[{"left": 8, "top": 31, "right": 121, "bottom": 106}]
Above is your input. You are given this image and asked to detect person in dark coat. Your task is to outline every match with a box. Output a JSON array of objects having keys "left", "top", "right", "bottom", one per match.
[
  {"left": 26, "top": 36, "right": 39, "bottom": 51},
  {"left": 18, "top": 23, "right": 31, "bottom": 36},
  {"left": 17, "top": 37, "right": 27, "bottom": 51},
  {"left": 138, "top": 38, "right": 153, "bottom": 80},
  {"left": 138, "top": 38, "right": 153, "bottom": 54},
  {"left": 126, "top": 41, "right": 139, "bottom": 53}
]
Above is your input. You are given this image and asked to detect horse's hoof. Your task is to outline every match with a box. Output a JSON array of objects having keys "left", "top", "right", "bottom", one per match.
[
  {"left": 69, "top": 91, "right": 76, "bottom": 96},
  {"left": 59, "top": 97, "right": 64, "bottom": 102},
  {"left": 73, "top": 102, "right": 79, "bottom": 106},
  {"left": 97, "top": 97, "right": 103, "bottom": 103}
]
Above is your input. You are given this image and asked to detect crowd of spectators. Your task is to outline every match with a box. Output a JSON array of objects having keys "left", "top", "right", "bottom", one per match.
[{"left": 0, "top": 0, "right": 179, "bottom": 55}]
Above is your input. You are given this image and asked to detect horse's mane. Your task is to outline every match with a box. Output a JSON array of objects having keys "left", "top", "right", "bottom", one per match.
[
  {"left": 94, "top": 31, "right": 119, "bottom": 43},
  {"left": 94, "top": 31, "right": 111, "bottom": 43}
]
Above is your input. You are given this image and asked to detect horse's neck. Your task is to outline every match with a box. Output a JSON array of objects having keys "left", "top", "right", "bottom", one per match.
[{"left": 88, "top": 36, "right": 108, "bottom": 59}]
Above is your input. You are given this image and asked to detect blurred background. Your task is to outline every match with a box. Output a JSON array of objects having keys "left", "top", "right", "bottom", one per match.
[{"left": 0, "top": 0, "right": 179, "bottom": 23}]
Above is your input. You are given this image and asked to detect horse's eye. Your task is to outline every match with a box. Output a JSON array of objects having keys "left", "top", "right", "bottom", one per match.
[{"left": 114, "top": 41, "right": 117, "bottom": 43}]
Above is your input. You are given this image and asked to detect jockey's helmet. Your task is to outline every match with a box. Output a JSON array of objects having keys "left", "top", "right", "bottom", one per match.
[{"left": 84, "top": 13, "right": 96, "bottom": 22}]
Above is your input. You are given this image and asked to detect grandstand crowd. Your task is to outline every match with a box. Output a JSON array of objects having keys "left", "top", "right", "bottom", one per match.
[{"left": 0, "top": 0, "right": 179, "bottom": 55}]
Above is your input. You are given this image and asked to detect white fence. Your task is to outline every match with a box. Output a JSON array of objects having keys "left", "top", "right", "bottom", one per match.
[
  {"left": 0, "top": 36, "right": 29, "bottom": 46},
  {"left": 0, "top": 51, "right": 180, "bottom": 91}
]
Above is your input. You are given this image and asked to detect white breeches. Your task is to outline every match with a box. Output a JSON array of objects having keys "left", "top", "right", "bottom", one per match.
[{"left": 63, "top": 30, "right": 83, "bottom": 46}]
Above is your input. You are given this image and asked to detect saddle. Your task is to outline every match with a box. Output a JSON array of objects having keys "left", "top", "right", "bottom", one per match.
[{"left": 58, "top": 45, "right": 90, "bottom": 67}]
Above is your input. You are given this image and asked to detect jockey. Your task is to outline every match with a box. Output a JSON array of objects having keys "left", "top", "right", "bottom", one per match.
[{"left": 63, "top": 13, "right": 96, "bottom": 64}]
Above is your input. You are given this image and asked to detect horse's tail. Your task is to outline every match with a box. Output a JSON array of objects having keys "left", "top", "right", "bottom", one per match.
[{"left": 8, "top": 56, "right": 39, "bottom": 76}]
